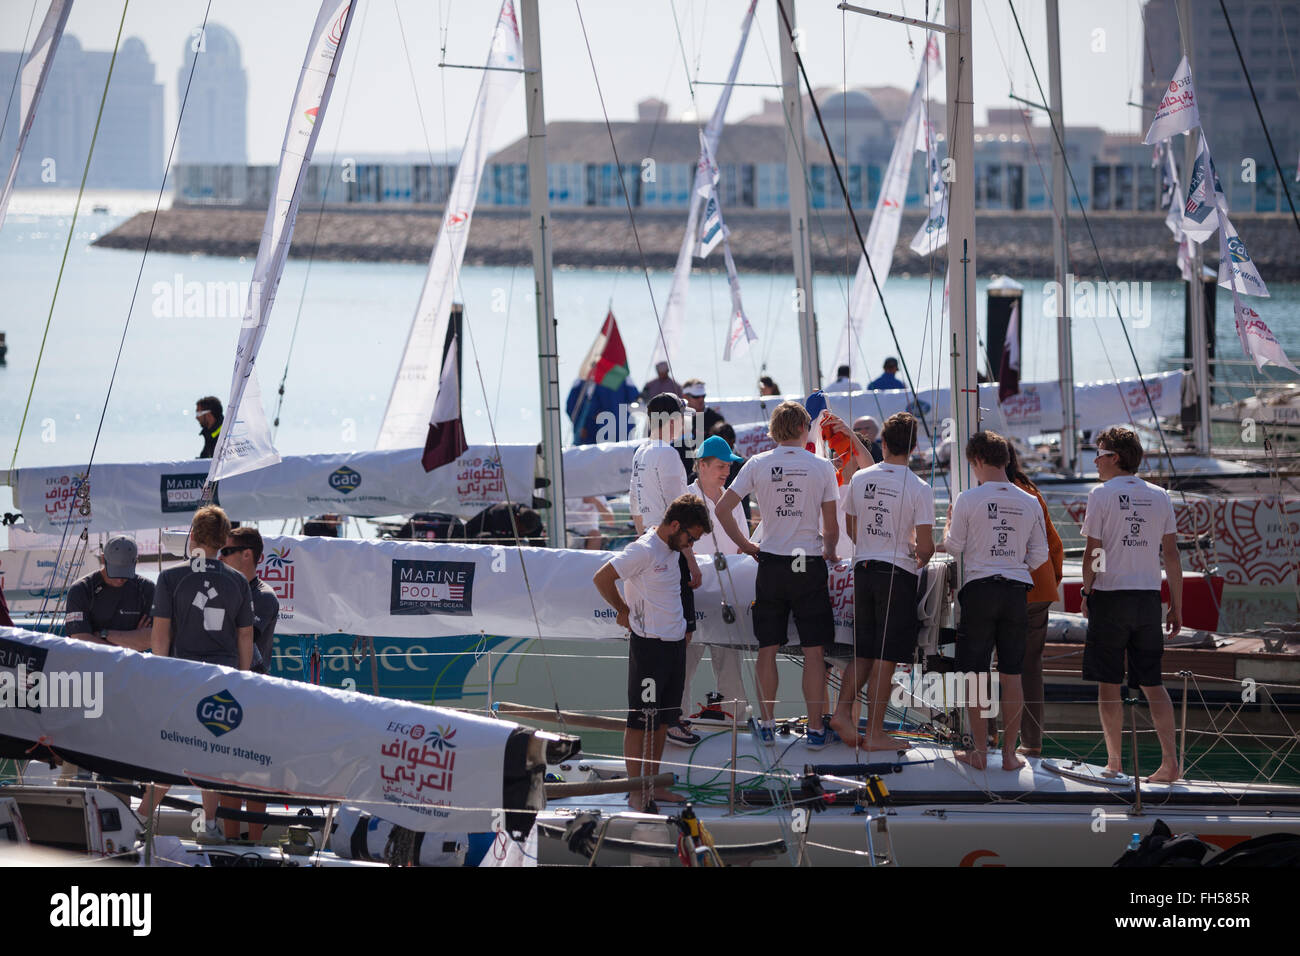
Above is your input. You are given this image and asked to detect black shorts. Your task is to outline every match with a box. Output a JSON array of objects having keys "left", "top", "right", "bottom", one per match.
[
  {"left": 853, "top": 561, "right": 919, "bottom": 662},
  {"left": 626, "top": 632, "right": 687, "bottom": 729},
  {"left": 751, "top": 552, "right": 835, "bottom": 650},
  {"left": 679, "top": 552, "right": 696, "bottom": 635},
  {"left": 955, "top": 577, "right": 1030, "bottom": 676},
  {"left": 1082, "top": 589, "right": 1164, "bottom": 687}
]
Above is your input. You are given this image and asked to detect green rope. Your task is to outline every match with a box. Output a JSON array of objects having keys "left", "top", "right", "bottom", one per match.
[{"left": 9, "top": 1, "right": 130, "bottom": 473}]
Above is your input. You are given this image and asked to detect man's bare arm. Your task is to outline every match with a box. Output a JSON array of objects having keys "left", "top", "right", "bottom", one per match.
[
  {"left": 715, "top": 489, "right": 758, "bottom": 555},
  {"left": 238, "top": 625, "right": 254, "bottom": 671},
  {"left": 592, "top": 562, "right": 630, "bottom": 630},
  {"left": 150, "top": 617, "right": 170, "bottom": 656}
]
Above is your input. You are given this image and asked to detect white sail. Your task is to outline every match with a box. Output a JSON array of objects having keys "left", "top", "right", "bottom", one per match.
[
  {"left": 651, "top": 0, "right": 757, "bottom": 370},
  {"left": 0, "top": 0, "right": 72, "bottom": 232},
  {"left": 376, "top": 1, "right": 523, "bottom": 451},
  {"left": 909, "top": 115, "right": 948, "bottom": 255},
  {"left": 834, "top": 34, "right": 941, "bottom": 377},
  {"left": 209, "top": 0, "right": 357, "bottom": 481}
]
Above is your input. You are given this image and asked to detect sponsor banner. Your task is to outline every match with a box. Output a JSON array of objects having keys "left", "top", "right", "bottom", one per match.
[
  {"left": 255, "top": 534, "right": 866, "bottom": 648},
  {"left": 1143, "top": 54, "right": 1201, "bottom": 145},
  {"left": 0, "top": 627, "right": 520, "bottom": 831},
  {"left": 557, "top": 439, "right": 639, "bottom": 499},
  {"left": 13, "top": 444, "right": 537, "bottom": 534}
]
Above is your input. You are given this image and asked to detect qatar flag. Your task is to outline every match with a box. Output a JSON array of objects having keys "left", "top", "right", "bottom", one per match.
[{"left": 421, "top": 333, "right": 469, "bottom": 472}]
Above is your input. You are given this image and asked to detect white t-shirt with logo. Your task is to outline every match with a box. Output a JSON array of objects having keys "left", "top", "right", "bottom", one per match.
[
  {"left": 944, "top": 481, "right": 1048, "bottom": 586},
  {"left": 1080, "top": 474, "right": 1177, "bottom": 592},
  {"left": 628, "top": 439, "right": 687, "bottom": 528},
  {"left": 728, "top": 445, "right": 839, "bottom": 557},
  {"left": 687, "top": 480, "right": 746, "bottom": 557},
  {"left": 843, "top": 462, "right": 935, "bottom": 572},
  {"left": 609, "top": 529, "right": 686, "bottom": 642}
]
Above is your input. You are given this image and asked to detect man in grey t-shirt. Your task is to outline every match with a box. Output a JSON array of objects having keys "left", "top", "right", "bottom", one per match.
[{"left": 219, "top": 526, "right": 279, "bottom": 673}]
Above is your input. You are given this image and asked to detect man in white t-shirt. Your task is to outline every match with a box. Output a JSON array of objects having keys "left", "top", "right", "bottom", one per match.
[
  {"left": 1081, "top": 426, "right": 1183, "bottom": 783},
  {"left": 629, "top": 393, "right": 704, "bottom": 745},
  {"left": 944, "top": 431, "right": 1048, "bottom": 772},
  {"left": 835, "top": 412, "right": 935, "bottom": 751},
  {"left": 714, "top": 401, "right": 841, "bottom": 748},
  {"left": 593, "top": 494, "right": 712, "bottom": 811},
  {"left": 682, "top": 434, "right": 749, "bottom": 727}
]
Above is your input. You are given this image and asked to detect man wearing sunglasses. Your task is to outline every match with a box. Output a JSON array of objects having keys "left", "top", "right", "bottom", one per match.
[
  {"left": 219, "top": 527, "right": 279, "bottom": 676},
  {"left": 593, "top": 493, "right": 711, "bottom": 811},
  {"left": 1080, "top": 427, "right": 1182, "bottom": 783}
]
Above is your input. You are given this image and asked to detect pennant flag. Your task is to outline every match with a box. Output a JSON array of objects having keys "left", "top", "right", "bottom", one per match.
[
  {"left": 1216, "top": 205, "right": 1269, "bottom": 297},
  {"left": 696, "top": 191, "right": 729, "bottom": 259},
  {"left": 1143, "top": 54, "right": 1201, "bottom": 145},
  {"left": 577, "top": 310, "right": 630, "bottom": 390},
  {"left": 695, "top": 130, "right": 720, "bottom": 200},
  {"left": 998, "top": 300, "right": 1021, "bottom": 403},
  {"left": 910, "top": 119, "right": 948, "bottom": 255},
  {"left": 722, "top": 241, "right": 758, "bottom": 361},
  {"left": 1181, "top": 132, "right": 1226, "bottom": 244},
  {"left": 1230, "top": 296, "right": 1298, "bottom": 375},
  {"left": 422, "top": 333, "right": 469, "bottom": 472}
]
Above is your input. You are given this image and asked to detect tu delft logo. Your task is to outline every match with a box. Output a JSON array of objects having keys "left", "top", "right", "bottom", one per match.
[
  {"left": 329, "top": 466, "right": 362, "bottom": 495},
  {"left": 196, "top": 690, "right": 243, "bottom": 737}
]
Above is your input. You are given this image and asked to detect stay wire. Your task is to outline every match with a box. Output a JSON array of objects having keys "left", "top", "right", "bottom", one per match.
[{"left": 0, "top": 0, "right": 39, "bottom": 152}]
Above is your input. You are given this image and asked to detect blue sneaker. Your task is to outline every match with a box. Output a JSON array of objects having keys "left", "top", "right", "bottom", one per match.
[
  {"left": 805, "top": 728, "right": 829, "bottom": 750},
  {"left": 751, "top": 719, "right": 776, "bottom": 747}
]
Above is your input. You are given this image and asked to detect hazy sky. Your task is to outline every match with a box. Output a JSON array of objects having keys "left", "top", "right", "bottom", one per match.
[{"left": 2, "top": 0, "right": 1154, "bottom": 163}]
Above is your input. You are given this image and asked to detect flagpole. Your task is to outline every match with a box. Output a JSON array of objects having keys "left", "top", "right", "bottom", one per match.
[
  {"left": 522, "top": 0, "right": 566, "bottom": 546},
  {"left": 1178, "top": 0, "right": 1211, "bottom": 455}
]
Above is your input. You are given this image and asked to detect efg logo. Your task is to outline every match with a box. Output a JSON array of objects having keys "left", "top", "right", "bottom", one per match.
[
  {"left": 329, "top": 466, "right": 362, "bottom": 495},
  {"left": 196, "top": 690, "right": 243, "bottom": 737}
]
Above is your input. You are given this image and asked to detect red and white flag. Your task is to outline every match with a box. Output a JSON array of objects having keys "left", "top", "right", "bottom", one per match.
[
  {"left": 421, "top": 334, "right": 469, "bottom": 472},
  {"left": 997, "top": 300, "right": 1021, "bottom": 403},
  {"left": 1143, "top": 55, "right": 1200, "bottom": 145}
]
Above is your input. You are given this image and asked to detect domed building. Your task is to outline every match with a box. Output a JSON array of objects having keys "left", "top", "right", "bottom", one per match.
[
  {"left": 810, "top": 88, "right": 893, "bottom": 167},
  {"left": 177, "top": 23, "right": 247, "bottom": 165}
]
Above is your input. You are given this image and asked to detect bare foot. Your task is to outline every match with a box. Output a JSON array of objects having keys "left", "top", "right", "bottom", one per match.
[
  {"left": 828, "top": 713, "right": 858, "bottom": 746},
  {"left": 862, "top": 734, "right": 911, "bottom": 752},
  {"left": 652, "top": 787, "right": 683, "bottom": 803},
  {"left": 1016, "top": 746, "right": 1040, "bottom": 757},
  {"left": 1001, "top": 751, "right": 1026, "bottom": 771},
  {"left": 954, "top": 749, "right": 987, "bottom": 770},
  {"left": 1145, "top": 764, "right": 1182, "bottom": 784},
  {"left": 1101, "top": 762, "right": 1126, "bottom": 778}
]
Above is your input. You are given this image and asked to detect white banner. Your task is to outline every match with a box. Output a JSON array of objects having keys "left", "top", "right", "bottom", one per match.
[
  {"left": 0, "top": 0, "right": 71, "bottom": 232},
  {"left": 835, "top": 34, "right": 941, "bottom": 376},
  {"left": 1181, "top": 132, "right": 1225, "bottom": 244},
  {"left": 652, "top": 0, "right": 757, "bottom": 369},
  {"left": 0, "top": 627, "right": 525, "bottom": 830},
  {"left": 210, "top": 0, "right": 356, "bottom": 481},
  {"left": 1143, "top": 54, "right": 1201, "bottom": 145},
  {"left": 1231, "top": 296, "right": 1298, "bottom": 374},
  {"left": 1216, "top": 204, "right": 1269, "bottom": 297},
  {"left": 377, "top": 1, "right": 523, "bottom": 451},
  {"left": 14, "top": 444, "right": 538, "bottom": 535}
]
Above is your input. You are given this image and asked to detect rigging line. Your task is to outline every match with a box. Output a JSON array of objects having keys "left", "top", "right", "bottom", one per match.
[
  {"left": 271, "top": 0, "right": 373, "bottom": 440},
  {"left": 1004, "top": 1, "right": 1182, "bottom": 469},
  {"left": 573, "top": 1, "right": 674, "bottom": 389},
  {"left": 0, "top": 0, "right": 39, "bottom": 152},
  {"left": 9, "top": 0, "right": 130, "bottom": 474},
  {"left": 36, "top": 0, "right": 210, "bottom": 614},
  {"left": 772, "top": 1, "right": 936, "bottom": 451},
  {"left": 1278, "top": 0, "right": 1300, "bottom": 97},
  {"left": 1217, "top": 0, "right": 1300, "bottom": 236}
]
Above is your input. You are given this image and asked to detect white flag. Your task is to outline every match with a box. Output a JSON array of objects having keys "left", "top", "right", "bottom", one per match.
[
  {"left": 209, "top": 0, "right": 356, "bottom": 482},
  {"left": 376, "top": 1, "right": 522, "bottom": 450},
  {"left": 721, "top": 241, "right": 757, "bottom": 361},
  {"left": 1180, "top": 132, "right": 1226, "bottom": 244},
  {"left": 909, "top": 118, "right": 948, "bottom": 255},
  {"left": 1216, "top": 204, "right": 1269, "bottom": 297},
  {"left": 1231, "top": 296, "right": 1298, "bottom": 374},
  {"left": 1162, "top": 140, "right": 1183, "bottom": 239},
  {"left": 1143, "top": 55, "right": 1201, "bottom": 145},
  {"left": 835, "top": 33, "right": 941, "bottom": 375},
  {"left": 696, "top": 191, "right": 728, "bottom": 259},
  {"left": 0, "top": 0, "right": 72, "bottom": 233},
  {"left": 654, "top": 0, "right": 758, "bottom": 369},
  {"left": 695, "top": 130, "right": 719, "bottom": 200}
]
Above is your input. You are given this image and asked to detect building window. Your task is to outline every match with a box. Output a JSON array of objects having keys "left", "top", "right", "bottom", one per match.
[{"left": 1092, "top": 165, "right": 1112, "bottom": 211}]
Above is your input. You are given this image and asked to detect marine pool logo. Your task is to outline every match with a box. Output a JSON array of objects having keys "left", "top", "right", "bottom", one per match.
[
  {"left": 196, "top": 690, "right": 243, "bottom": 737},
  {"left": 329, "top": 466, "right": 362, "bottom": 495},
  {"left": 390, "top": 560, "right": 475, "bottom": 616},
  {"left": 161, "top": 473, "right": 216, "bottom": 514}
]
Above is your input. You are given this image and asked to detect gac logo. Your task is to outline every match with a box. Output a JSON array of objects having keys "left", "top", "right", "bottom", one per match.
[
  {"left": 959, "top": 849, "right": 1004, "bottom": 867},
  {"left": 196, "top": 690, "right": 243, "bottom": 737},
  {"left": 329, "top": 466, "right": 362, "bottom": 495}
]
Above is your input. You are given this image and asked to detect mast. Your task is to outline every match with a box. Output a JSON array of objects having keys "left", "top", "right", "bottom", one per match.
[
  {"left": 776, "top": 0, "right": 820, "bottom": 395},
  {"left": 945, "top": 0, "right": 977, "bottom": 494},
  {"left": 521, "top": 0, "right": 565, "bottom": 546},
  {"left": 1046, "top": 0, "right": 1076, "bottom": 475},
  {"left": 1178, "top": 0, "right": 1211, "bottom": 455}
]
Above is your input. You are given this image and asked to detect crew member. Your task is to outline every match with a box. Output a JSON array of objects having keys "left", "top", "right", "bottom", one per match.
[
  {"left": 714, "top": 401, "right": 840, "bottom": 747},
  {"left": 868, "top": 358, "right": 904, "bottom": 391},
  {"left": 196, "top": 396, "right": 224, "bottom": 459},
  {"left": 593, "top": 494, "right": 711, "bottom": 811},
  {"left": 63, "top": 536, "right": 155, "bottom": 650},
  {"left": 1081, "top": 426, "right": 1182, "bottom": 783},
  {"left": 824, "top": 365, "right": 861, "bottom": 393},
  {"left": 943, "top": 430, "right": 1047, "bottom": 772},
  {"left": 834, "top": 412, "right": 934, "bottom": 751}
]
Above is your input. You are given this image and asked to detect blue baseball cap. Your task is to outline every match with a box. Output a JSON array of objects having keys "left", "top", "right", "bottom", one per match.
[
  {"left": 694, "top": 434, "right": 744, "bottom": 462},
  {"left": 803, "top": 390, "right": 828, "bottom": 420}
]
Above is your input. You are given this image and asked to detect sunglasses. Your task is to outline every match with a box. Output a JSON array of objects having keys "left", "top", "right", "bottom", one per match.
[
  {"left": 1094, "top": 450, "right": 1117, "bottom": 460},
  {"left": 219, "top": 545, "right": 251, "bottom": 557}
]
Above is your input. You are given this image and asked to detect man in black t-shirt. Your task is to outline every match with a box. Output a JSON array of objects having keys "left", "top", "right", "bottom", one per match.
[
  {"left": 63, "top": 536, "right": 154, "bottom": 650},
  {"left": 219, "top": 527, "right": 279, "bottom": 675}
]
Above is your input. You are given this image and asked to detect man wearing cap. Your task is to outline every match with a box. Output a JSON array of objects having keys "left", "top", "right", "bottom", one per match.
[
  {"left": 681, "top": 378, "right": 724, "bottom": 444},
  {"left": 824, "top": 364, "right": 861, "bottom": 393},
  {"left": 640, "top": 361, "right": 682, "bottom": 402},
  {"left": 680, "top": 434, "right": 748, "bottom": 728},
  {"left": 63, "top": 536, "right": 155, "bottom": 651},
  {"left": 868, "top": 358, "right": 904, "bottom": 391}
]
